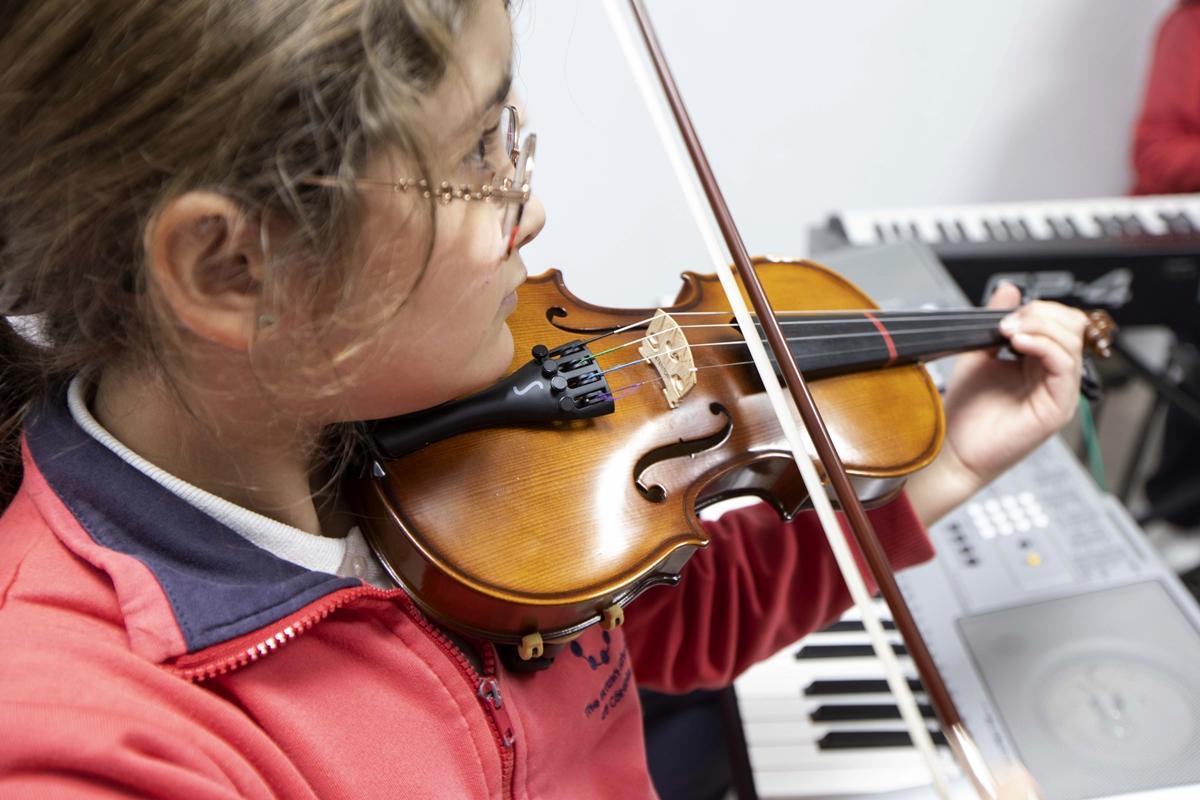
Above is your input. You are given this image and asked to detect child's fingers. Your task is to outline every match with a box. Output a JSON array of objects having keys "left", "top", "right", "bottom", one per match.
[
  {"left": 1003, "top": 300, "right": 1089, "bottom": 345},
  {"left": 1000, "top": 308, "right": 1086, "bottom": 376},
  {"left": 1025, "top": 300, "right": 1090, "bottom": 337},
  {"left": 986, "top": 281, "right": 1023, "bottom": 309},
  {"left": 1008, "top": 328, "right": 1079, "bottom": 380}
]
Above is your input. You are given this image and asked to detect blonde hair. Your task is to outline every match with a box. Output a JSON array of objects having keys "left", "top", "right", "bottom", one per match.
[{"left": 0, "top": 0, "right": 485, "bottom": 506}]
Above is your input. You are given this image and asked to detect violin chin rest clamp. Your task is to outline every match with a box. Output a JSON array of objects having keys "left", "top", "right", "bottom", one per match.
[
  {"left": 518, "top": 631, "right": 545, "bottom": 661},
  {"left": 600, "top": 605, "right": 625, "bottom": 630}
]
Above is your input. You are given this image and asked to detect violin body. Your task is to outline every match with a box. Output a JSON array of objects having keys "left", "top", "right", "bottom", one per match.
[{"left": 352, "top": 257, "right": 946, "bottom": 650}]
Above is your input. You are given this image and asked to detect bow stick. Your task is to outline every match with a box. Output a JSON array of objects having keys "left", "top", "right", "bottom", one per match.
[{"left": 602, "top": 2, "right": 1008, "bottom": 797}]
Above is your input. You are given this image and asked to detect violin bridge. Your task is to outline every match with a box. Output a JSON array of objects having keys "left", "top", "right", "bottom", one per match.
[{"left": 638, "top": 309, "right": 696, "bottom": 408}]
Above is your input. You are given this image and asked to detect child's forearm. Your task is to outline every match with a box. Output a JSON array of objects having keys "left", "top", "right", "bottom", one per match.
[{"left": 903, "top": 442, "right": 986, "bottom": 528}]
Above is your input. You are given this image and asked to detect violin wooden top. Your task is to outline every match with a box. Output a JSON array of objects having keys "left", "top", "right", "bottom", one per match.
[{"left": 354, "top": 258, "right": 944, "bottom": 642}]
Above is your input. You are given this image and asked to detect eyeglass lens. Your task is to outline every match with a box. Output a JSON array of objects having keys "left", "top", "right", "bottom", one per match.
[{"left": 499, "top": 106, "right": 519, "bottom": 167}]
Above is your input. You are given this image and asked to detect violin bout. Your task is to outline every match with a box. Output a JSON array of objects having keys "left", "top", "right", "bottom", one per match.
[{"left": 352, "top": 258, "right": 946, "bottom": 652}]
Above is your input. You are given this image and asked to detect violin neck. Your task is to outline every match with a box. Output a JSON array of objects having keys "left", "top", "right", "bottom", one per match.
[{"left": 751, "top": 308, "right": 1009, "bottom": 378}]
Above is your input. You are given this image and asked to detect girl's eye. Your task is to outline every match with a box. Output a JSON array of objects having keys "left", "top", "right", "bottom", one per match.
[{"left": 466, "top": 121, "right": 502, "bottom": 169}]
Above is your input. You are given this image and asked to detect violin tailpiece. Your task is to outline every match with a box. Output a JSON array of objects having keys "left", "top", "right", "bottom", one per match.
[{"left": 638, "top": 309, "right": 696, "bottom": 408}]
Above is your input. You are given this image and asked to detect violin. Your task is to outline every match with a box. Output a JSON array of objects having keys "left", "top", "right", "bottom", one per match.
[
  {"left": 352, "top": 257, "right": 1115, "bottom": 660},
  {"left": 353, "top": 2, "right": 1116, "bottom": 795}
]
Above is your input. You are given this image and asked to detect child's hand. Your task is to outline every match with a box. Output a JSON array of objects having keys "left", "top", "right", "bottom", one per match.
[
  {"left": 942, "top": 283, "right": 1089, "bottom": 484},
  {"left": 906, "top": 283, "right": 1089, "bottom": 524}
]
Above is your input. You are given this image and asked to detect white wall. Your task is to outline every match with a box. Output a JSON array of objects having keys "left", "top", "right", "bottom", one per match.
[{"left": 511, "top": 0, "right": 1174, "bottom": 307}]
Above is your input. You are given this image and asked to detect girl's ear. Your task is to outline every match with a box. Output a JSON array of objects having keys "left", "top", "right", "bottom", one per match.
[{"left": 145, "top": 191, "right": 268, "bottom": 350}]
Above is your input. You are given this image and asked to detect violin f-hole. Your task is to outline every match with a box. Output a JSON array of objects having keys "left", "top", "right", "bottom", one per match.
[
  {"left": 633, "top": 402, "right": 733, "bottom": 502},
  {"left": 545, "top": 305, "right": 651, "bottom": 336}
]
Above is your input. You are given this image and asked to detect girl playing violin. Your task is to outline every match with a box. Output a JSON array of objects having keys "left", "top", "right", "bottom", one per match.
[{"left": 0, "top": 0, "right": 1087, "bottom": 796}]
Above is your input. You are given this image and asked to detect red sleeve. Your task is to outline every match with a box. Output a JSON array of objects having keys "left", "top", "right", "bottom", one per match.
[
  {"left": 0, "top": 703, "right": 250, "bottom": 800},
  {"left": 1132, "top": 5, "right": 1200, "bottom": 195},
  {"left": 623, "top": 493, "right": 933, "bottom": 693}
]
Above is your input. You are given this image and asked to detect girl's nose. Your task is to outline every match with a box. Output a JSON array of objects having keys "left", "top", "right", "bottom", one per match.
[{"left": 514, "top": 192, "right": 546, "bottom": 251}]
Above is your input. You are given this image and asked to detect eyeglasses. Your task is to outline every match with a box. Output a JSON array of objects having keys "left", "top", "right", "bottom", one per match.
[{"left": 306, "top": 105, "right": 536, "bottom": 257}]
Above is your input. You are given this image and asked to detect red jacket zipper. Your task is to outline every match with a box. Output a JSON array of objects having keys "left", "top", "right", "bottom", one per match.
[
  {"left": 396, "top": 597, "right": 517, "bottom": 800},
  {"left": 165, "top": 584, "right": 517, "bottom": 799}
]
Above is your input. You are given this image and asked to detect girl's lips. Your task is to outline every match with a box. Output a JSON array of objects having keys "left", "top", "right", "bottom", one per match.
[{"left": 498, "top": 265, "right": 527, "bottom": 315}]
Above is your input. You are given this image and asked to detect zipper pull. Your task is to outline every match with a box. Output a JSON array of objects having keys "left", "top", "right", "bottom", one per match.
[{"left": 478, "top": 676, "right": 515, "bottom": 749}]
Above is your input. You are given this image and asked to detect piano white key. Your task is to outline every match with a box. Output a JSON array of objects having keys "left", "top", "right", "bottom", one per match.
[
  {"left": 836, "top": 598, "right": 890, "bottom": 621},
  {"left": 739, "top": 696, "right": 896, "bottom": 726},
  {"left": 752, "top": 766, "right": 939, "bottom": 800},
  {"left": 1063, "top": 206, "right": 1103, "bottom": 237},
  {"left": 909, "top": 213, "right": 942, "bottom": 244},
  {"left": 749, "top": 717, "right": 919, "bottom": 745},
  {"left": 738, "top": 653, "right": 907, "bottom": 699},
  {"left": 1020, "top": 211, "right": 1055, "bottom": 240},
  {"left": 892, "top": 218, "right": 922, "bottom": 242},
  {"left": 797, "top": 628, "right": 902, "bottom": 645},
  {"left": 1133, "top": 208, "right": 1168, "bottom": 235},
  {"left": 872, "top": 216, "right": 902, "bottom": 244},
  {"left": 748, "top": 739, "right": 945, "bottom": 770},
  {"left": 748, "top": 739, "right": 960, "bottom": 797},
  {"left": 843, "top": 214, "right": 886, "bottom": 245},
  {"left": 1177, "top": 205, "right": 1200, "bottom": 232},
  {"left": 753, "top": 768, "right": 934, "bottom": 798},
  {"left": 955, "top": 213, "right": 990, "bottom": 243}
]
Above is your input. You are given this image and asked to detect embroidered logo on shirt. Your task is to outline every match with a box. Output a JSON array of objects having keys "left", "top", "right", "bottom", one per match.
[
  {"left": 576, "top": 631, "right": 632, "bottom": 721},
  {"left": 569, "top": 630, "right": 612, "bottom": 671}
]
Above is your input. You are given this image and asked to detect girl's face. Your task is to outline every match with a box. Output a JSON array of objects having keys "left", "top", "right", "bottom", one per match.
[{"left": 270, "top": 0, "right": 544, "bottom": 424}]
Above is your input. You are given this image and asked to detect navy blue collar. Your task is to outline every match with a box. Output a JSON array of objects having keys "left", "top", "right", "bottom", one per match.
[{"left": 25, "top": 387, "right": 359, "bottom": 653}]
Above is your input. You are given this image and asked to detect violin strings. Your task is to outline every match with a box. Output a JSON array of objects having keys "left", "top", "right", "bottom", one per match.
[
  {"left": 631, "top": 308, "right": 1011, "bottom": 318},
  {"left": 586, "top": 311, "right": 1007, "bottom": 360},
  {"left": 591, "top": 321, "right": 1006, "bottom": 375},
  {"left": 575, "top": 307, "right": 1009, "bottom": 350},
  {"left": 588, "top": 316, "right": 1003, "bottom": 359},
  {"left": 603, "top": 329, "right": 1008, "bottom": 396}
]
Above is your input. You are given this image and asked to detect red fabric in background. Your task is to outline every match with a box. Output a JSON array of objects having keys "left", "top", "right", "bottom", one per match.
[{"left": 1132, "top": 2, "right": 1200, "bottom": 195}]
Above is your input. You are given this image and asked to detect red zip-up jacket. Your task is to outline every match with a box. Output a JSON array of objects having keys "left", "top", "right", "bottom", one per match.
[
  {"left": 0, "top": 388, "right": 932, "bottom": 798},
  {"left": 1132, "top": 1, "right": 1200, "bottom": 195}
]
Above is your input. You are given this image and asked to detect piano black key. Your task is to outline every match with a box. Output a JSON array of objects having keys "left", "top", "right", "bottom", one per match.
[
  {"left": 820, "top": 619, "right": 897, "bottom": 633},
  {"left": 809, "top": 703, "right": 936, "bottom": 722},
  {"left": 874, "top": 222, "right": 887, "bottom": 241},
  {"left": 1008, "top": 218, "right": 1030, "bottom": 240},
  {"left": 936, "top": 220, "right": 954, "bottom": 242},
  {"left": 817, "top": 730, "right": 948, "bottom": 750},
  {"left": 1117, "top": 213, "right": 1145, "bottom": 236},
  {"left": 908, "top": 221, "right": 921, "bottom": 240},
  {"left": 891, "top": 221, "right": 906, "bottom": 239},
  {"left": 1015, "top": 218, "right": 1034, "bottom": 239},
  {"left": 1063, "top": 216, "right": 1082, "bottom": 237},
  {"left": 982, "top": 219, "right": 1005, "bottom": 241},
  {"left": 1103, "top": 214, "right": 1133, "bottom": 236},
  {"left": 1045, "top": 215, "right": 1072, "bottom": 238},
  {"left": 795, "top": 644, "right": 908, "bottom": 659},
  {"left": 953, "top": 220, "right": 969, "bottom": 241},
  {"left": 1160, "top": 211, "right": 1194, "bottom": 234},
  {"left": 805, "top": 678, "right": 924, "bottom": 696}
]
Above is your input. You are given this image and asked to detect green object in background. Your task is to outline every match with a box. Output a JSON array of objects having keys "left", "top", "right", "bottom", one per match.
[{"left": 1078, "top": 395, "right": 1106, "bottom": 489}]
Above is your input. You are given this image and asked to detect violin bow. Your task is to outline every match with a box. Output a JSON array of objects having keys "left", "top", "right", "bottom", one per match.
[{"left": 602, "top": 2, "right": 1007, "bottom": 797}]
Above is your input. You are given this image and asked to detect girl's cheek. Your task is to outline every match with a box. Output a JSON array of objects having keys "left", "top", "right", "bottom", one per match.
[{"left": 462, "top": 206, "right": 507, "bottom": 277}]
